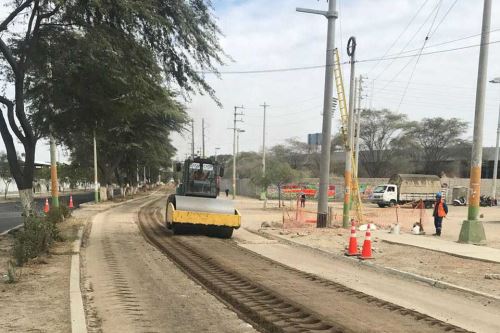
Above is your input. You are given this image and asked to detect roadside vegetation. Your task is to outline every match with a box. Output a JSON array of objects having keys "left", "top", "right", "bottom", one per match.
[
  {"left": 218, "top": 109, "right": 470, "bottom": 188},
  {"left": 0, "top": 1, "right": 225, "bottom": 282},
  {"left": 0, "top": 0, "right": 226, "bottom": 216}
]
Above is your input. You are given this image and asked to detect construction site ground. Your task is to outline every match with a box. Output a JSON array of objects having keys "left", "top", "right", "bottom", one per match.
[
  {"left": 0, "top": 192, "right": 155, "bottom": 333},
  {"left": 0, "top": 198, "right": 122, "bottom": 332},
  {"left": 81, "top": 191, "right": 499, "bottom": 332},
  {"left": 235, "top": 196, "right": 500, "bottom": 299},
  {"left": 3, "top": 191, "right": 500, "bottom": 332}
]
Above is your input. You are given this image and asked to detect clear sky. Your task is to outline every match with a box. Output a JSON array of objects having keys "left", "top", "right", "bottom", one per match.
[
  {"left": 1, "top": 1, "right": 500, "bottom": 164},
  {"left": 172, "top": 0, "right": 500, "bottom": 160}
]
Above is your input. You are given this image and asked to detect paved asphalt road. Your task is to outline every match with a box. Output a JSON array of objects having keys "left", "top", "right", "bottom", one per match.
[{"left": 0, "top": 192, "right": 97, "bottom": 234}]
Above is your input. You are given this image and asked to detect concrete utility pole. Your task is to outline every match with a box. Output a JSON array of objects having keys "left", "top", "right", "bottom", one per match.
[
  {"left": 93, "top": 129, "right": 99, "bottom": 203},
  {"left": 136, "top": 162, "right": 139, "bottom": 184},
  {"left": 232, "top": 106, "right": 244, "bottom": 199},
  {"left": 191, "top": 119, "right": 195, "bottom": 158},
  {"left": 202, "top": 118, "right": 206, "bottom": 158},
  {"left": 297, "top": 0, "right": 337, "bottom": 228},
  {"left": 214, "top": 147, "right": 220, "bottom": 162},
  {"left": 343, "top": 36, "right": 357, "bottom": 228},
  {"left": 490, "top": 77, "right": 500, "bottom": 199},
  {"left": 50, "top": 134, "right": 59, "bottom": 208},
  {"left": 236, "top": 129, "right": 245, "bottom": 180},
  {"left": 459, "top": 0, "right": 491, "bottom": 244},
  {"left": 354, "top": 75, "right": 364, "bottom": 178},
  {"left": 260, "top": 103, "right": 268, "bottom": 177},
  {"left": 260, "top": 102, "right": 269, "bottom": 206}
]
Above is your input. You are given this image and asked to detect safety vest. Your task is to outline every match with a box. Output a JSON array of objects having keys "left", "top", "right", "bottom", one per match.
[{"left": 435, "top": 200, "right": 446, "bottom": 217}]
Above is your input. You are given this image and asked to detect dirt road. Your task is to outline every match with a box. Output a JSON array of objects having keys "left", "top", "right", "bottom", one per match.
[{"left": 81, "top": 193, "right": 256, "bottom": 333}]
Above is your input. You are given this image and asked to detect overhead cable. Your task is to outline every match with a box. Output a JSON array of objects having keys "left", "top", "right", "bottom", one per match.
[{"left": 197, "top": 39, "right": 500, "bottom": 75}]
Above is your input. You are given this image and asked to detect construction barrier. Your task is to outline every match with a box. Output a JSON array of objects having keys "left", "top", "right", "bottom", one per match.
[{"left": 284, "top": 200, "right": 432, "bottom": 232}]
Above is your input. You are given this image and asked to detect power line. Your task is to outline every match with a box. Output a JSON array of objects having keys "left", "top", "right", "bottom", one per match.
[
  {"left": 358, "top": 40, "right": 500, "bottom": 63},
  {"left": 428, "top": 0, "right": 459, "bottom": 39},
  {"left": 385, "top": 27, "right": 500, "bottom": 58},
  {"left": 367, "top": 0, "right": 430, "bottom": 75},
  {"left": 396, "top": 0, "right": 444, "bottom": 111},
  {"left": 197, "top": 39, "right": 500, "bottom": 75},
  {"left": 373, "top": 0, "right": 442, "bottom": 82}
]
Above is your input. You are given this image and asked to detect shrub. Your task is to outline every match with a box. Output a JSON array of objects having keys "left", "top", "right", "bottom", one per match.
[
  {"left": 5, "top": 260, "right": 17, "bottom": 283},
  {"left": 59, "top": 204, "right": 72, "bottom": 219},
  {"left": 13, "top": 215, "right": 59, "bottom": 266},
  {"left": 46, "top": 206, "right": 64, "bottom": 224}
]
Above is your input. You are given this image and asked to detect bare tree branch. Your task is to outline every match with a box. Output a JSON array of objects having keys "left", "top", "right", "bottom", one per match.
[
  {"left": 0, "top": 38, "right": 18, "bottom": 74},
  {"left": 0, "top": 106, "right": 22, "bottom": 184},
  {"left": 0, "top": 1, "right": 35, "bottom": 32},
  {"left": 0, "top": 95, "right": 26, "bottom": 143}
]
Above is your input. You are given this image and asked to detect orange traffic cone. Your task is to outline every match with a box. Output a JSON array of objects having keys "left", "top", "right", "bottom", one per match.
[
  {"left": 360, "top": 224, "right": 373, "bottom": 260},
  {"left": 345, "top": 219, "right": 359, "bottom": 256},
  {"left": 44, "top": 198, "right": 50, "bottom": 213},
  {"left": 69, "top": 195, "right": 74, "bottom": 209}
]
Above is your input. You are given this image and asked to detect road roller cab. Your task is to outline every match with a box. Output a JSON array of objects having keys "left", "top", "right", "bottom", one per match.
[{"left": 166, "top": 158, "right": 241, "bottom": 238}]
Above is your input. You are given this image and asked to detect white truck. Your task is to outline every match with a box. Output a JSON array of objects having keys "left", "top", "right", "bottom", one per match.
[{"left": 370, "top": 174, "right": 442, "bottom": 208}]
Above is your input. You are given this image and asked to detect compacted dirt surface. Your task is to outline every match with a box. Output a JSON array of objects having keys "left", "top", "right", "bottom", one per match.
[
  {"left": 0, "top": 202, "right": 101, "bottom": 333},
  {"left": 140, "top": 204, "right": 468, "bottom": 332},
  {"left": 235, "top": 197, "right": 500, "bottom": 298},
  {"left": 0, "top": 240, "right": 71, "bottom": 333},
  {"left": 81, "top": 193, "right": 257, "bottom": 333}
]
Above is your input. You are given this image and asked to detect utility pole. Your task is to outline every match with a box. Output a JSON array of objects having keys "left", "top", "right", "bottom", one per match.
[
  {"left": 202, "top": 118, "right": 206, "bottom": 158},
  {"left": 236, "top": 129, "right": 246, "bottom": 182},
  {"left": 50, "top": 134, "right": 59, "bottom": 208},
  {"left": 215, "top": 147, "right": 220, "bottom": 162},
  {"left": 136, "top": 162, "right": 139, "bottom": 184},
  {"left": 343, "top": 36, "right": 357, "bottom": 228},
  {"left": 297, "top": 0, "right": 337, "bottom": 228},
  {"left": 232, "top": 106, "right": 244, "bottom": 199},
  {"left": 458, "top": 0, "right": 491, "bottom": 244},
  {"left": 260, "top": 102, "right": 269, "bottom": 207},
  {"left": 191, "top": 119, "right": 195, "bottom": 158},
  {"left": 260, "top": 103, "right": 268, "bottom": 176},
  {"left": 93, "top": 129, "right": 99, "bottom": 203},
  {"left": 354, "top": 75, "right": 364, "bottom": 178},
  {"left": 490, "top": 77, "right": 500, "bottom": 199}
]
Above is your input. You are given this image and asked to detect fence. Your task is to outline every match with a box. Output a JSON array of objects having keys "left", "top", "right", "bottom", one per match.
[{"left": 283, "top": 200, "right": 433, "bottom": 233}]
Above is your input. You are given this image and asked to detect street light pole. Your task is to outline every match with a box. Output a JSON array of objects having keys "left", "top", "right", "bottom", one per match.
[
  {"left": 191, "top": 119, "right": 195, "bottom": 159},
  {"left": 490, "top": 77, "right": 500, "bottom": 200},
  {"left": 93, "top": 129, "right": 99, "bottom": 203},
  {"left": 202, "top": 118, "right": 206, "bottom": 158},
  {"left": 236, "top": 129, "right": 245, "bottom": 181},
  {"left": 354, "top": 75, "right": 364, "bottom": 178},
  {"left": 260, "top": 102, "right": 269, "bottom": 207},
  {"left": 50, "top": 134, "right": 59, "bottom": 208},
  {"left": 215, "top": 147, "right": 220, "bottom": 162},
  {"left": 343, "top": 36, "right": 357, "bottom": 228},
  {"left": 297, "top": 0, "right": 337, "bottom": 228},
  {"left": 232, "top": 106, "right": 244, "bottom": 199},
  {"left": 458, "top": 0, "right": 491, "bottom": 244}
]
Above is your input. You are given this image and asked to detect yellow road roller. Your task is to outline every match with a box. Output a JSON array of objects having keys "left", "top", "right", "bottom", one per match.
[{"left": 166, "top": 157, "right": 241, "bottom": 238}]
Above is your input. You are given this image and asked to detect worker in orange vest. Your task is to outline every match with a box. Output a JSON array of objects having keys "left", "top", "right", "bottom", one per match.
[{"left": 432, "top": 192, "right": 448, "bottom": 236}]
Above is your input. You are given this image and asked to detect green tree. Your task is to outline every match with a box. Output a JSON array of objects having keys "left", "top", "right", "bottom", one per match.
[
  {"left": 359, "top": 109, "right": 410, "bottom": 177},
  {"left": 250, "top": 159, "right": 301, "bottom": 189},
  {"left": 0, "top": 152, "right": 13, "bottom": 199},
  {"left": 404, "top": 117, "right": 469, "bottom": 174},
  {"left": 0, "top": 0, "right": 225, "bottom": 215}
]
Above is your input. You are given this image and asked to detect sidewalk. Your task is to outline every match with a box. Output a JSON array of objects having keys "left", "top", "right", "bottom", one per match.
[{"left": 376, "top": 231, "right": 500, "bottom": 263}]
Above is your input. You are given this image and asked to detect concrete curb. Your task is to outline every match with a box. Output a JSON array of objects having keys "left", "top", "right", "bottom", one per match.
[
  {"left": 70, "top": 228, "right": 87, "bottom": 333},
  {"left": 70, "top": 191, "right": 162, "bottom": 333},
  {"left": 0, "top": 223, "right": 23, "bottom": 236},
  {"left": 251, "top": 228, "right": 500, "bottom": 302},
  {"left": 380, "top": 238, "right": 500, "bottom": 264}
]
